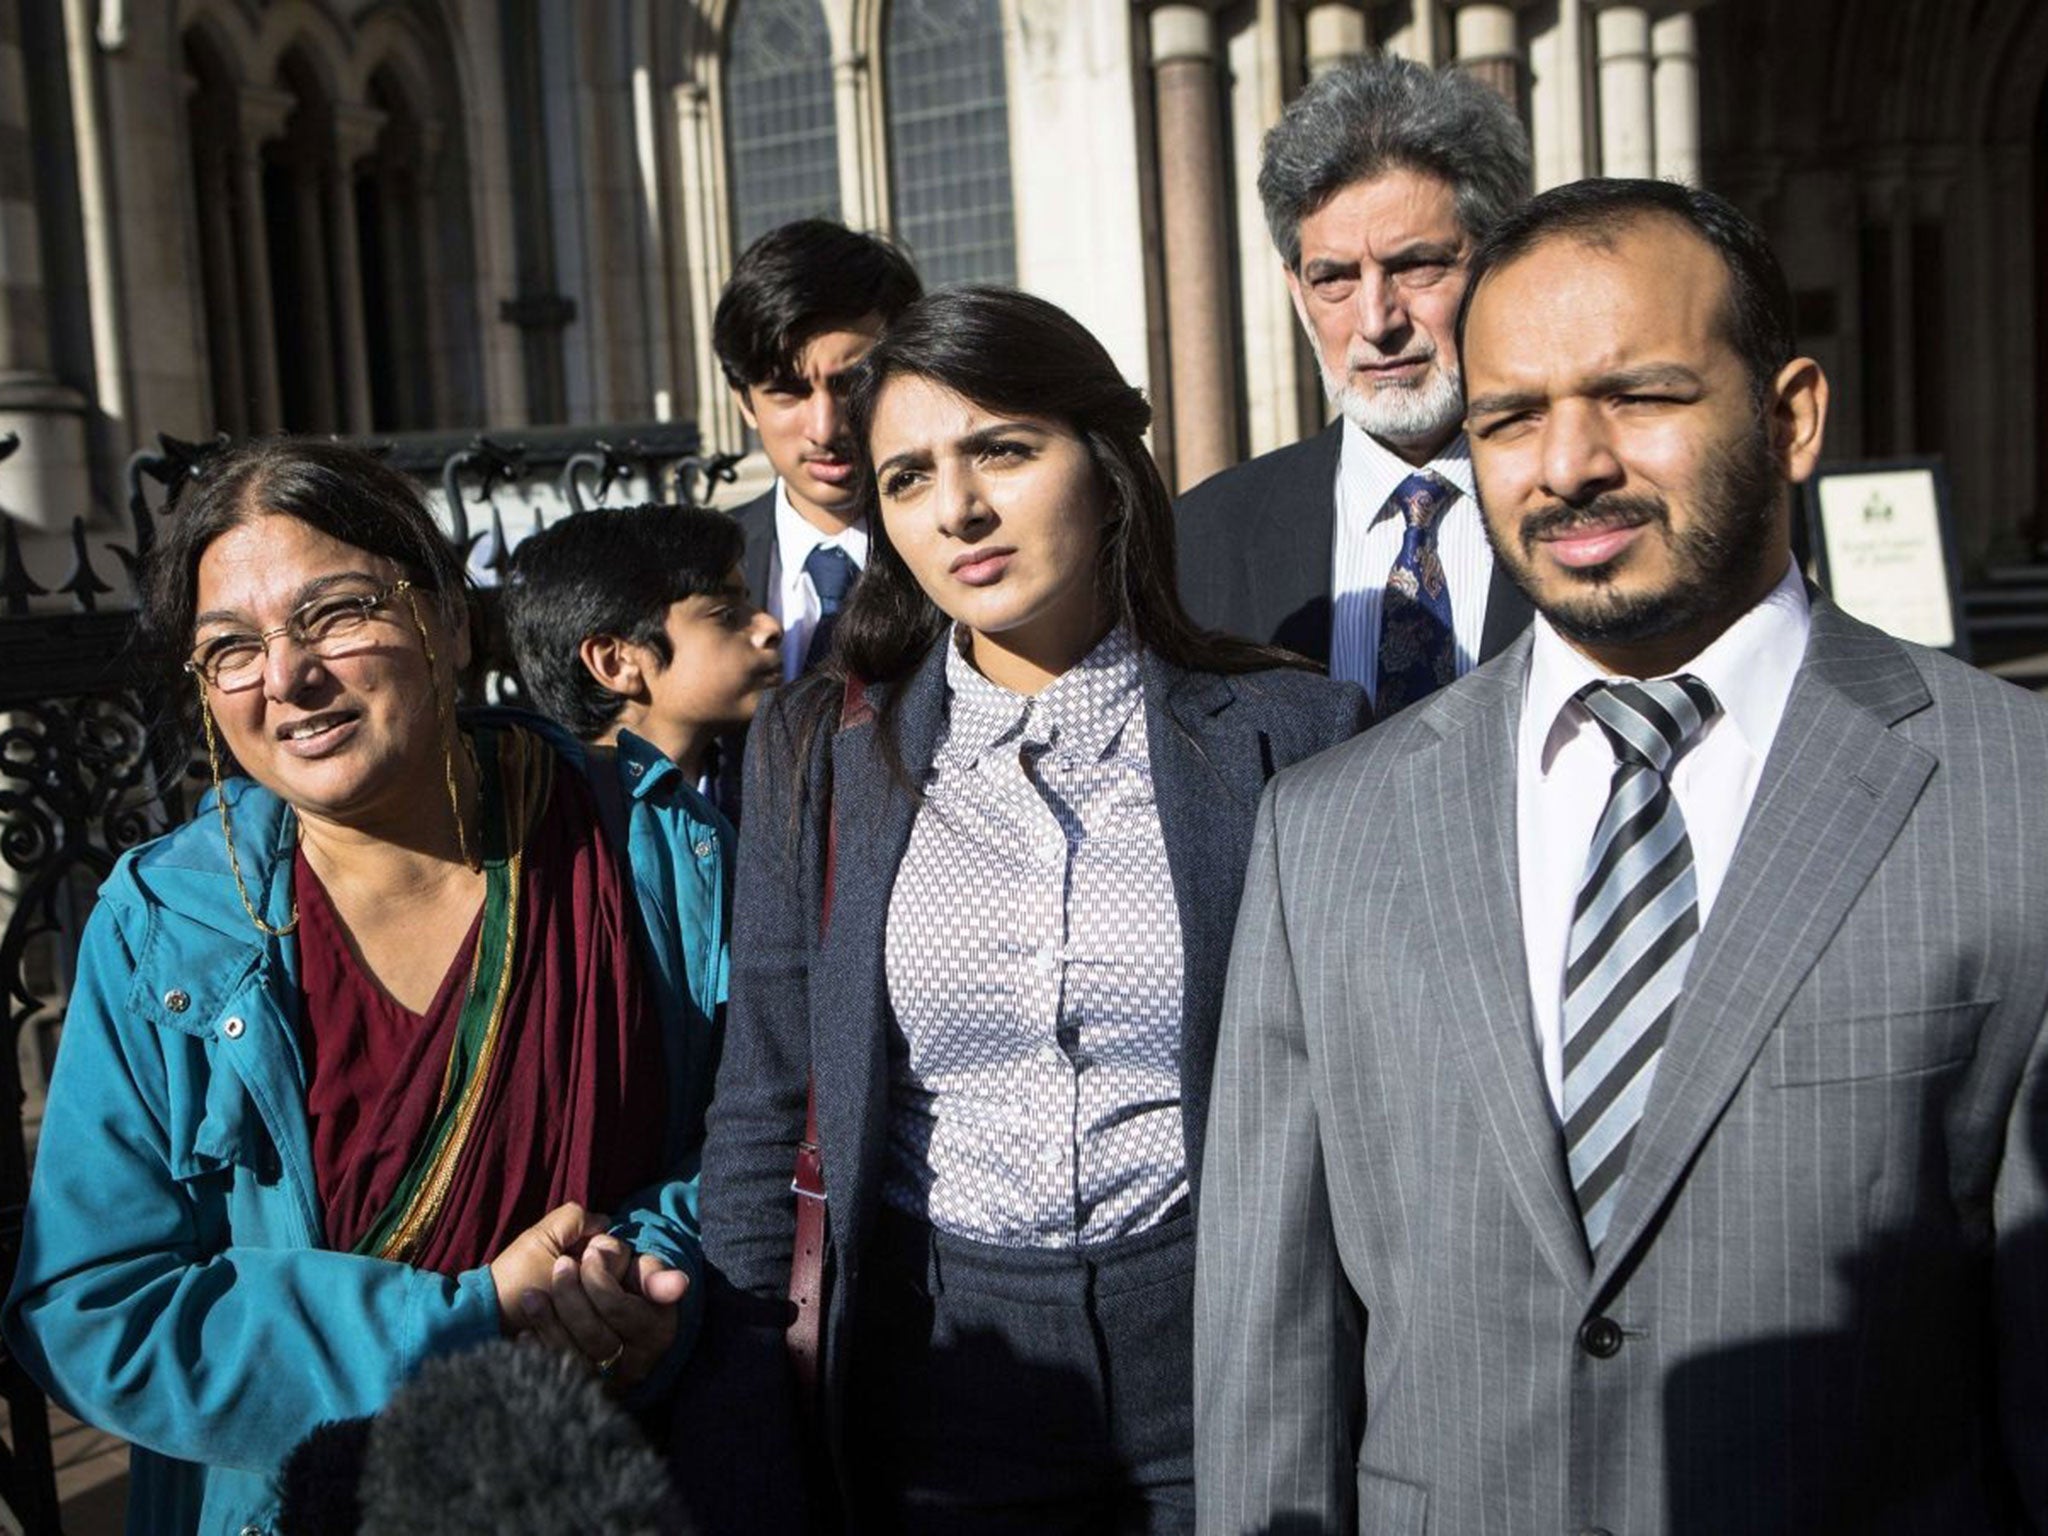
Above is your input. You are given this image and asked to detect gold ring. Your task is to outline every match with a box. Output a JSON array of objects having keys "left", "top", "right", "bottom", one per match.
[{"left": 596, "top": 1342, "right": 625, "bottom": 1379}]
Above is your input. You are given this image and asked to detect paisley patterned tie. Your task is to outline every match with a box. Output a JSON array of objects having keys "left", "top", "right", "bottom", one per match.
[{"left": 1374, "top": 471, "right": 1459, "bottom": 716}]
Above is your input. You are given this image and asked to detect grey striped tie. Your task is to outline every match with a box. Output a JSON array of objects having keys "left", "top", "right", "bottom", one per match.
[{"left": 1562, "top": 675, "right": 1720, "bottom": 1253}]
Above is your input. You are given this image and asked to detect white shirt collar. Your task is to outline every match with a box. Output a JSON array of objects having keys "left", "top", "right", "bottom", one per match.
[
  {"left": 1337, "top": 420, "right": 1476, "bottom": 525},
  {"left": 772, "top": 479, "right": 869, "bottom": 570},
  {"left": 1523, "top": 560, "right": 1812, "bottom": 776}
]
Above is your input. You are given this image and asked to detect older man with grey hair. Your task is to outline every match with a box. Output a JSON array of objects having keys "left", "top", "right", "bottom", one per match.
[{"left": 1177, "top": 56, "right": 1532, "bottom": 716}]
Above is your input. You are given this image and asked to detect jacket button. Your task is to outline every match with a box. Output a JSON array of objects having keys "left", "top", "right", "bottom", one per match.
[
  {"left": 627, "top": 761, "right": 644, "bottom": 777},
  {"left": 163, "top": 988, "right": 190, "bottom": 1013},
  {"left": 693, "top": 839, "right": 714, "bottom": 858},
  {"left": 221, "top": 1016, "right": 247, "bottom": 1040},
  {"left": 1579, "top": 1316, "right": 1624, "bottom": 1358}
]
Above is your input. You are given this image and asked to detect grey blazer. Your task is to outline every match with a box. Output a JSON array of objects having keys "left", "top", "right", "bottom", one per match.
[{"left": 1195, "top": 598, "right": 2048, "bottom": 1536}]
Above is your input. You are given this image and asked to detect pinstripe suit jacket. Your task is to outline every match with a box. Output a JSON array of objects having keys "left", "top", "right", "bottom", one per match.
[{"left": 1195, "top": 597, "right": 2048, "bottom": 1536}]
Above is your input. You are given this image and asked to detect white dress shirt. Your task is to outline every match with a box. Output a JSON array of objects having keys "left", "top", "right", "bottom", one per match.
[
  {"left": 1329, "top": 423, "right": 1496, "bottom": 702},
  {"left": 768, "top": 480, "right": 869, "bottom": 679},
  {"left": 1516, "top": 561, "right": 1812, "bottom": 1118}
]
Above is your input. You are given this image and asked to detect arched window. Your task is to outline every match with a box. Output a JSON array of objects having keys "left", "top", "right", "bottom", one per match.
[
  {"left": 884, "top": 0, "right": 1015, "bottom": 286},
  {"left": 726, "top": 0, "right": 842, "bottom": 251}
]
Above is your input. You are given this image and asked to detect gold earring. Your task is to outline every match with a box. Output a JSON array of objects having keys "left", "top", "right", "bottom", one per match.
[
  {"left": 404, "top": 588, "right": 478, "bottom": 872},
  {"left": 197, "top": 684, "right": 298, "bottom": 938}
]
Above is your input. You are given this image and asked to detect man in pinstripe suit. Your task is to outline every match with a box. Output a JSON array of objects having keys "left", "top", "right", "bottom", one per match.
[{"left": 1196, "top": 177, "right": 2048, "bottom": 1535}]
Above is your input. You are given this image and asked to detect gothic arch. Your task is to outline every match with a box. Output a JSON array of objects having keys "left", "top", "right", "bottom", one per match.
[
  {"left": 249, "top": 0, "right": 357, "bottom": 104},
  {"left": 349, "top": 10, "right": 443, "bottom": 119},
  {"left": 175, "top": 0, "right": 261, "bottom": 86}
]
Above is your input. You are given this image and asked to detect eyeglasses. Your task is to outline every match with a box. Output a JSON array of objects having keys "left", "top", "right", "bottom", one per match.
[{"left": 186, "top": 579, "right": 415, "bottom": 691}]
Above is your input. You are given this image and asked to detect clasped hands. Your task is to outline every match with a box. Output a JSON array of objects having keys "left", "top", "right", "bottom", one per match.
[{"left": 487, "top": 1203, "right": 688, "bottom": 1391}]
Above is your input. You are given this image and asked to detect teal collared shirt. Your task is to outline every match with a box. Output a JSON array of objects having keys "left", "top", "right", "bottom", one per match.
[{"left": 560, "top": 723, "right": 734, "bottom": 1170}]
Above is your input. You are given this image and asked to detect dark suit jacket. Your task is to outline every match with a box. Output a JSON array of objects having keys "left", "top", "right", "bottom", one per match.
[
  {"left": 1176, "top": 421, "right": 1532, "bottom": 669},
  {"left": 707, "top": 488, "right": 780, "bottom": 822},
  {"left": 674, "top": 635, "right": 1370, "bottom": 1533},
  {"left": 732, "top": 485, "right": 776, "bottom": 620}
]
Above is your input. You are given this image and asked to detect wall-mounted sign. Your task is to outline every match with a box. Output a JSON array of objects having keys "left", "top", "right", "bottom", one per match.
[{"left": 1803, "top": 460, "right": 1967, "bottom": 659}]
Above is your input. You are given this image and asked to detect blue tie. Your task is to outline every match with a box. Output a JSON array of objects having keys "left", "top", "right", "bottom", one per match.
[
  {"left": 802, "top": 544, "right": 858, "bottom": 672},
  {"left": 1374, "top": 471, "right": 1458, "bottom": 716}
]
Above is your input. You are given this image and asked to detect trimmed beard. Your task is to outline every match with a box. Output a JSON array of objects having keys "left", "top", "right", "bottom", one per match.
[
  {"left": 1315, "top": 350, "right": 1466, "bottom": 452},
  {"left": 1487, "top": 410, "right": 1784, "bottom": 649}
]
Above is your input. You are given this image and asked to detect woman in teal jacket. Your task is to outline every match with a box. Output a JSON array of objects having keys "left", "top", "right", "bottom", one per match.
[{"left": 3, "top": 439, "right": 724, "bottom": 1536}]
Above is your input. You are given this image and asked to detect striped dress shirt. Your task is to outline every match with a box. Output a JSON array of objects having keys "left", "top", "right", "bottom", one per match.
[{"left": 1328, "top": 423, "right": 1494, "bottom": 703}]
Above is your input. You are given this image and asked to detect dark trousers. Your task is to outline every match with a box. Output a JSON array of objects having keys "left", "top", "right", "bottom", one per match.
[{"left": 844, "top": 1208, "right": 1197, "bottom": 1536}]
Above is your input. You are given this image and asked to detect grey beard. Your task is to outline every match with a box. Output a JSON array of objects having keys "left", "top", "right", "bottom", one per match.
[{"left": 1318, "top": 355, "right": 1466, "bottom": 450}]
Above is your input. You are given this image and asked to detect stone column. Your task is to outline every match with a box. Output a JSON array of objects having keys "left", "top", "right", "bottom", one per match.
[
  {"left": 1302, "top": 2, "right": 1370, "bottom": 79},
  {"left": 673, "top": 73, "right": 742, "bottom": 453},
  {"left": 192, "top": 115, "right": 249, "bottom": 437},
  {"left": 1651, "top": 8, "right": 1700, "bottom": 184},
  {"left": 291, "top": 147, "right": 340, "bottom": 432},
  {"left": 412, "top": 124, "right": 450, "bottom": 430},
  {"left": 1453, "top": 2, "right": 1521, "bottom": 111},
  {"left": 0, "top": 0, "right": 91, "bottom": 533},
  {"left": 1149, "top": 2, "right": 1238, "bottom": 491},
  {"left": 1593, "top": 3, "right": 1653, "bottom": 177},
  {"left": 329, "top": 101, "right": 385, "bottom": 435},
  {"left": 1383, "top": 1, "right": 1442, "bottom": 65},
  {"left": 1526, "top": 0, "right": 1591, "bottom": 189},
  {"left": 234, "top": 86, "right": 293, "bottom": 432},
  {"left": 824, "top": 0, "right": 889, "bottom": 234}
]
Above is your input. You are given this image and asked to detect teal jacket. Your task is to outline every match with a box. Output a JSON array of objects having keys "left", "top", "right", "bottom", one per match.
[{"left": 2, "top": 713, "right": 730, "bottom": 1536}]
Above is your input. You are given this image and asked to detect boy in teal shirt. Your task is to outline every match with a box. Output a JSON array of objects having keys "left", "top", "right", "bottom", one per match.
[{"left": 504, "top": 504, "right": 782, "bottom": 1169}]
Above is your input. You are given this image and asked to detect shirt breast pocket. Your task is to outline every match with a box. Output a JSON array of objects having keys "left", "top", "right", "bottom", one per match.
[{"left": 1766, "top": 999, "right": 1993, "bottom": 1088}]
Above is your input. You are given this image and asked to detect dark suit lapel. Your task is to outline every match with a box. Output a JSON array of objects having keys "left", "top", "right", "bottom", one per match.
[
  {"left": 1254, "top": 422, "right": 1342, "bottom": 665},
  {"left": 1409, "top": 644, "right": 1593, "bottom": 1290},
  {"left": 1144, "top": 658, "right": 1265, "bottom": 1183},
  {"left": 1477, "top": 562, "right": 1533, "bottom": 663},
  {"left": 811, "top": 638, "right": 951, "bottom": 1259},
  {"left": 734, "top": 487, "right": 776, "bottom": 612},
  {"left": 1591, "top": 604, "right": 1937, "bottom": 1289}
]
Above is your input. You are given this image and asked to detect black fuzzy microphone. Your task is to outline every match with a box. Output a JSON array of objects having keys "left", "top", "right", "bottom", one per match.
[{"left": 277, "top": 1340, "right": 691, "bottom": 1536}]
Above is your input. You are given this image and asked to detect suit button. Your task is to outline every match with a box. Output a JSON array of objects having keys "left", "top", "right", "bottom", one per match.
[{"left": 1579, "top": 1316, "right": 1623, "bottom": 1358}]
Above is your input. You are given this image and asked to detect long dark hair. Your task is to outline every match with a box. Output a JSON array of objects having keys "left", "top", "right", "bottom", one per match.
[{"left": 806, "top": 285, "right": 1304, "bottom": 775}]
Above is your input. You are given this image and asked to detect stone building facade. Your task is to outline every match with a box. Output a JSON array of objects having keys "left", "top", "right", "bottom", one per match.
[{"left": 4, "top": 0, "right": 2044, "bottom": 588}]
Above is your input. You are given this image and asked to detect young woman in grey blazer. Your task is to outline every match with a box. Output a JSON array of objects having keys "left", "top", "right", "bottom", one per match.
[{"left": 675, "top": 287, "right": 1369, "bottom": 1535}]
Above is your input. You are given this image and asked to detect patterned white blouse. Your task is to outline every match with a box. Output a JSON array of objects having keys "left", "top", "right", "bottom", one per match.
[{"left": 881, "top": 624, "right": 1188, "bottom": 1247}]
